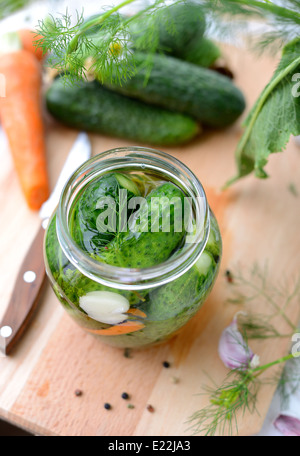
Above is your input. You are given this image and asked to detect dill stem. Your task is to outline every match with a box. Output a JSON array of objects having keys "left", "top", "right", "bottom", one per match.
[
  {"left": 122, "top": 0, "right": 165, "bottom": 28},
  {"left": 229, "top": 0, "right": 300, "bottom": 25},
  {"left": 252, "top": 353, "right": 295, "bottom": 377},
  {"left": 280, "top": 279, "right": 300, "bottom": 317},
  {"left": 67, "top": 0, "right": 137, "bottom": 54},
  {"left": 235, "top": 274, "right": 298, "bottom": 331}
]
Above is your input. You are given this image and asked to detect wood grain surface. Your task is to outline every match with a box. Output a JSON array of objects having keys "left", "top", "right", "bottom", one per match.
[{"left": 0, "top": 46, "right": 299, "bottom": 436}]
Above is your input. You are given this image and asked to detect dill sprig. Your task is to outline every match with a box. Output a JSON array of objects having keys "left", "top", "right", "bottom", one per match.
[
  {"left": 35, "top": 0, "right": 186, "bottom": 84},
  {"left": 188, "top": 262, "right": 300, "bottom": 435},
  {"left": 188, "top": 369, "right": 259, "bottom": 436},
  {"left": 226, "top": 262, "right": 300, "bottom": 339},
  {"left": 236, "top": 312, "right": 290, "bottom": 339},
  {"left": 187, "top": 352, "right": 296, "bottom": 436},
  {"left": 32, "top": 0, "right": 300, "bottom": 84}
]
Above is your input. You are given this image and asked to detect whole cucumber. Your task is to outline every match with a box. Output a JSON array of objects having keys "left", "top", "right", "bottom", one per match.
[
  {"left": 128, "top": 2, "right": 221, "bottom": 68},
  {"left": 98, "top": 183, "right": 186, "bottom": 268},
  {"left": 142, "top": 251, "right": 217, "bottom": 321},
  {"left": 129, "top": 1, "right": 205, "bottom": 57},
  {"left": 103, "top": 53, "right": 246, "bottom": 128},
  {"left": 69, "top": 173, "right": 140, "bottom": 255},
  {"left": 181, "top": 37, "right": 221, "bottom": 68},
  {"left": 46, "top": 78, "right": 200, "bottom": 146}
]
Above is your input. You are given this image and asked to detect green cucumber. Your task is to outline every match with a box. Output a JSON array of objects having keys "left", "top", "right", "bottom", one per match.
[
  {"left": 103, "top": 53, "right": 246, "bottom": 128},
  {"left": 141, "top": 251, "right": 216, "bottom": 321},
  {"left": 129, "top": 1, "right": 205, "bottom": 57},
  {"left": 45, "top": 215, "right": 145, "bottom": 311},
  {"left": 205, "top": 212, "right": 222, "bottom": 261},
  {"left": 181, "top": 37, "right": 221, "bottom": 68},
  {"left": 46, "top": 78, "right": 200, "bottom": 146},
  {"left": 194, "top": 251, "right": 214, "bottom": 276},
  {"left": 129, "top": 2, "right": 221, "bottom": 69},
  {"left": 115, "top": 173, "right": 140, "bottom": 196},
  {"left": 70, "top": 173, "right": 140, "bottom": 255},
  {"left": 99, "top": 183, "right": 186, "bottom": 268}
]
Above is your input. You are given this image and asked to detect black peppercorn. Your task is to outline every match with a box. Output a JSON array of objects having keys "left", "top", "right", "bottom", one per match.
[{"left": 225, "top": 270, "right": 234, "bottom": 283}]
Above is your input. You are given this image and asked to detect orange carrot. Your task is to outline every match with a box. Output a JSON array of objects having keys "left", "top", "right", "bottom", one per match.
[
  {"left": 83, "top": 307, "right": 146, "bottom": 336},
  {"left": 18, "top": 29, "right": 45, "bottom": 61},
  {"left": 0, "top": 49, "right": 49, "bottom": 210},
  {"left": 84, "top": 321, "right": 145, "bottom": 336},
  {"left": 127, "top": 308, "right": 147, "bottom": 318}
]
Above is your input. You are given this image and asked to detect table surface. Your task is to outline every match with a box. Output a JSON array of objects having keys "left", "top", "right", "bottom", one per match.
[{"left": 0, "top": 40, "right": 300, "bottom": 436}]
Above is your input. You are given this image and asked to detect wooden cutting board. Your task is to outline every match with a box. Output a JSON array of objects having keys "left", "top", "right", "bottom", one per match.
[{"left": 0, "top": 46, "right": 299, "bottom": 437}]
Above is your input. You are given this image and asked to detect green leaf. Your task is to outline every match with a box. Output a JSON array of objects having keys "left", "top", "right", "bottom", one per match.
[{"left": 225, "top": 38, "right": 300, "bottom": 187}]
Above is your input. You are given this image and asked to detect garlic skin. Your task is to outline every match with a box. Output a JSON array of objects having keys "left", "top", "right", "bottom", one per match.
[
  {"left": 79, "top": 291, "right": 130, "bottom": 325},
  {"left": 218, "top": 316, "right": 256, "bottom": 371},
  {"left": 274, "top": 413, "right": 300, "bottom": 436}
]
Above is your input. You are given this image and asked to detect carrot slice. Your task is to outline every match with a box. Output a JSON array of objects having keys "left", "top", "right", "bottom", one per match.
[
  {"left": 127, "top": 308, "right": 147, "bottom": 318},
  {"left": 0, "top": 49, "right": 49, "bottom": 210},
  {"left": 18, "top": 29, "right": 45, "bottom": 61},
  {"left": 84, "top": 321, "right": 145, "bottom": 336}
]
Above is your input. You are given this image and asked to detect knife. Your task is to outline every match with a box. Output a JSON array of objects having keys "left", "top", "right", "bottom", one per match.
[{"left": 0, "top": 132, "right": 92, "bottom": 356}]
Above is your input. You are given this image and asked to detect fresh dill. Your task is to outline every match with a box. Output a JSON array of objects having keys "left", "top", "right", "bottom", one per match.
[
  {"left": 187, "top": 352, "right": 296, "bottom": 436},
  {"left": 187, "top": 369, "right": 260, "bottom": 436},
  {"left": 187, "top": 262, "right": 300, "bottom": 435},
  {"left": 35, "top": 0, "right": 187, "bottom": 84},
  {"left": 226, "top": 262, "right": 300, "bottom": 339}
]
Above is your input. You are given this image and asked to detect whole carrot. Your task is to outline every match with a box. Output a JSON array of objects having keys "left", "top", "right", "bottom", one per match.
[
  {"left": 0, "top": 41, "right": 49, "bottom": 210},
  {"left": 18, "top": 29, "right": 45, "bottom": 61}
]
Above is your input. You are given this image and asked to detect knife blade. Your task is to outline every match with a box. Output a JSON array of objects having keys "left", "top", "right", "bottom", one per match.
[{"left": 0, "top": 132, "right": 92, "bottom": 356}]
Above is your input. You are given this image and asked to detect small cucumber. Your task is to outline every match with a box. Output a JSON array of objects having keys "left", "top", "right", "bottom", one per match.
[
  {"left": 99, "top": 183, "right": 186, "bottom": 268},
  {"left": 70, "top": 173, "right": 140, "bottom": 255},
  {"left": 129, "top": 1, "right": 205, "bottom": 57},
  {"left": 103, "top": 53, "right": 246, "bottom": 128},
  {"left": 115, "top": 173, "right": 140, "bottom": 196},
  {"left": 204, "top": 212, "right": 222, "bottom": 261},
  {"left": 141, "top": 252, "right": 217, "bottom": 321},
  {"left": 181, "top": 37, "right": 221, "bottom": 68},
  {"left": 46, "top": 78, "right": 200, "bottom": 146},
  {"left": 194, "top": 251, "right": 214, "bottom": 276}
]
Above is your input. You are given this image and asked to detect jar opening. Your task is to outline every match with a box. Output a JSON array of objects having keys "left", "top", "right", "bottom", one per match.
[{"left": 56, "top": 147, "right": 210, "bottom": 290}]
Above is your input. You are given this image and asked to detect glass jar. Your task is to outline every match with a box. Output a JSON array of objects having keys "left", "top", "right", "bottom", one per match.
[{"left": 44, "top": 147, "right": 222, "bottom": 349}]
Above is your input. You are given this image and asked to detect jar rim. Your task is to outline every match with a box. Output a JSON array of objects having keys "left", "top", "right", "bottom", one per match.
[{"left": 56, "top": 147, "right": 210, "bottom": 290}]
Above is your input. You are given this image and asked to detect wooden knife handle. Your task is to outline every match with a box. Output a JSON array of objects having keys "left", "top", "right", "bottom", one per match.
[{"left": 0, "top": 224, "right": 47, "bottom": 355}]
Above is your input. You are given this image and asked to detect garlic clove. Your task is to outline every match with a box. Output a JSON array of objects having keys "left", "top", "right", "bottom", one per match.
[
  {"left": 274, "top": 413, "right": 300, "bottom": 436},
  {"left": 218, "top": 315, "right": 255, "bottom": 371},
  {"left": 79, "top": 291, "right": 130, "bottom": 325}
]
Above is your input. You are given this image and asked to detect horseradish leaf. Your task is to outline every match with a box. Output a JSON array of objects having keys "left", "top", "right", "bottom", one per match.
[{"left": 225, "top": 38, "right": 300, "bottom": 186}]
